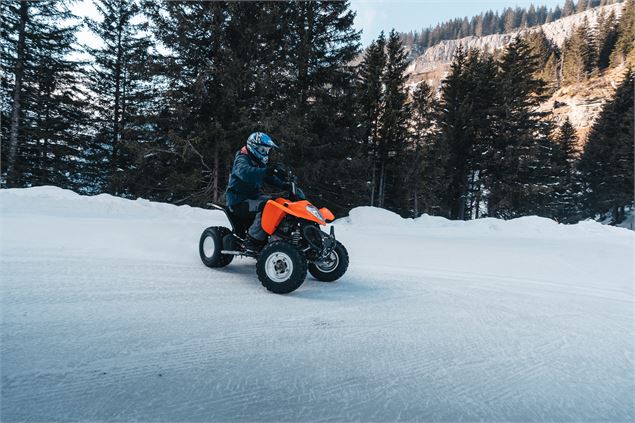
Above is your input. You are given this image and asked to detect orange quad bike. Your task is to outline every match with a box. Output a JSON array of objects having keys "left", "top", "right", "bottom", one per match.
[{"left": 199, "top": 169, "right": 349, "bottom": 294}]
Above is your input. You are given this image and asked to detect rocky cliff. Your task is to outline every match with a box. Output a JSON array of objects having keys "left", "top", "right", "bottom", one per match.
[
  {"left": 405, "top": 2, "right": 625, "bottom": 140},
  {"left": 406, "top": 3, "right": 623, "bottom": 78}
]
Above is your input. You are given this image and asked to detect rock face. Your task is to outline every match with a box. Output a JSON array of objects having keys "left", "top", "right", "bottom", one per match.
[
  {"left": 406, "top": 3, "right": 623, "bottom": 78},
  {"left": 540, "top": 66, "right": 627, "bottom": 144},
  {"left": 405, "top": 3, "right": 625, "bottom": 140}
]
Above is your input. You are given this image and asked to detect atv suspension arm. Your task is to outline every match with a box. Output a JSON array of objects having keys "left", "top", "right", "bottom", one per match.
[{"left": 302, "top": 225, "right": 336, "bottom": 260}]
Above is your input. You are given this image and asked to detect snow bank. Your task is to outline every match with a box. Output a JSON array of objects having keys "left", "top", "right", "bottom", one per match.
[
  {"left": 0, "top": 186, "right": 230, "bottom": 263},
  {"left": 340, "top": 206, "right": 408, "bottom": 227},
  {"left": 340, "top": 204, "right": 633, "bottom": 240},
  {"left": 1, "top": 185, "right": 221, "bottom": 221}
]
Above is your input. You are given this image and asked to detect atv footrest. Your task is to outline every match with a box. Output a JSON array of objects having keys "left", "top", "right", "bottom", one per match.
[{"left": 220, "top": 250, "right": 243, "bottom": 255}]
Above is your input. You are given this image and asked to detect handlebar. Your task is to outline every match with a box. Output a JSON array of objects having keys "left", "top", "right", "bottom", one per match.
[{"left": 275, "top": 165, "right": 304, "bottom": 201}]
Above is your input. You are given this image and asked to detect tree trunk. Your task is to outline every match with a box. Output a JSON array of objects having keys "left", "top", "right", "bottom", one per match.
[
  {"left": 111, "top": 6, "right": 124, "bottom": 190},
  {"left": 611, "top": 204, "right": 619, "bottom": 224},
  {"left": 457, "top": 192, "right": 466, "bottom": 220},
  {"left": 457, "top": 171, "right": 469, "bottom": 220},
  {"left": 39, "top": 96, "right": 51, "bottom": 184},
  {"left": 370, "top": 158, "right": 376, "bottom": 206},
  {"left": 413, "top": 188, "right": 419, "bottom": 217},
  {"left": 467, "top": 170, "right": 476, "bottom": 219},
  {"left": 617, "top": 205, "right": 625, "bottom": 224},
  {"left": 558, "top": 52, "right": 564, "bottom": 88},
  {"left": 378, "top": 160, "right": 386, "bottom": 208},
  {"left": 212, "top": 141, "right": 219, "bottom": 203},
  {"left": 297, "top": 2, "right": 314, "bottom": 110},
  {"left": 474, "top": 188, "right": 481, "bottom": 219},
  {"left": 6, "top": 2, "right": 28, "bottom": 186}
]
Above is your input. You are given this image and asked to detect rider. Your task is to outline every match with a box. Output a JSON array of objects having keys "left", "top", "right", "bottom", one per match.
[{"left": 225, "top": 132, "right": 286, "bottom": 252}]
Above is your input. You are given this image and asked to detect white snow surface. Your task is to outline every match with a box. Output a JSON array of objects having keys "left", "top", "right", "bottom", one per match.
[{"left": 1, "top": 186, "right": 634, "bottom": 421}]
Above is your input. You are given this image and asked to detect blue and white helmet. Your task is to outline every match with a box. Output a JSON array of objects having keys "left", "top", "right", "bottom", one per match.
[{"left": 246, "top": 132, "right": 279, "bottom": 165}]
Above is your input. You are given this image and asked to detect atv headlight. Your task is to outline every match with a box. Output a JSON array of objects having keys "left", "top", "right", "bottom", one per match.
[{"left": 306, "top": 205, "right": 324, "bottom": 222}]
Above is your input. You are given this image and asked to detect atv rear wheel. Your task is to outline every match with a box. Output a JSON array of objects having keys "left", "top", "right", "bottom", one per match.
[
  {"left": 257, "top": 242, "right": 307, "bottom": 294},
  {"left": 308, "top": 241, "right": 349, "bottom": 282},
  {"left": 199, "top": 226, "right": 234, "bottom": 268}
]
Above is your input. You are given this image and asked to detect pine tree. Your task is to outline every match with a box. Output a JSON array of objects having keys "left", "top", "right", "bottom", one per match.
[
  {"left": 85, "top": 0, "right": 154, "bottom": 195},
  {"left": 278, "top": 1, "right": 362, "bottom": 213},
  {"left": 563, "top": 0, "right": 576, "bottom": 17},
  {"left": 436, "top": 46, "right": 469, "bottom": 218},
  {"left": 474, "top": 15, "right": 485, "bottom": 37},
  {"left": 460, "top": 17, "right": 470, "bottom": 37},
  {"left": 546, "top": 10, "right": 555, "bottom": 23},
  {"left": 537, "top": 5, "right": 548, "bottom": 24},
  {"left": 1, "top": 0, "right": 27, "bottom": 184},
  {"left": 138, "top": 1, "right": 230, "bottom": 204},
  {"left": 485, "top": 36, "right": 553, "bottom": 218},
  {"left": 597, "top": 10, "right": 618, "bottom": 69},
  {"left": 410, "top": 82, "right": 444, "bottom": 216},
  {"left": 579, "top": 70, "right": 634, "bottom": 223},
  {"left": 377, "top": 30, "right": 410, "bottom": 213},
  {"left": 1, "top": 0, "right": 89, "bottom": 189},
  {"left": 520, "top": 10, "right": 529, "bottom": 28},
  {"left": 609, "top": 0, "right": 635, "bottom": 67},
  {"left": 576, "top": 0, "right": 589, "bottom": 13},
  {"left": 503, "top": 8, "right": 517, "bottom": 32},
  {"left": 142, "top": 1, "right": 361, "bottom": 213},
  {"left": 544, "top": 52, "right": 561, "bottom": 88},
  {"left": 437, "top": 48, "right": 498, "bottom": 219},
  {"left": 562, "top": 19, "right": 597, "bottom": 84},
  {"left": 527, "top": 5, "right": 537, "bottom": 27},
  {"left": 357, "top": 32, "right": 386, "bottom": 207},
  {"left": 580, "top": 18, "right": 598, "bottom": 75},
  {"left": 526, "top": 29, "right": 552, "bottom": 66},
  {"left": 552, "top": 118, "right": 582, "bottom": 222}
]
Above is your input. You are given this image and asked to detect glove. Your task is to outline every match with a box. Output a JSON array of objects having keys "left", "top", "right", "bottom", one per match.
[{"left": 269, "top": 164, "right": 286, "bottom": 178}]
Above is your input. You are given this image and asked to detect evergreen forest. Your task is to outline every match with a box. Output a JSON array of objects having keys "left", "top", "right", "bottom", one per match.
[{"left": 1, "top": 0, "right": 633, "bottom": 224}]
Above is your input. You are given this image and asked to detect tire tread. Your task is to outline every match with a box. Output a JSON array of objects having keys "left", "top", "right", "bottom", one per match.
[
  {"left": 257, "top": 241, "right": 307, "bottom": 294},
  {"left": 308, "top": 241, "right": 349, "bottom": 282},
  {"left": 199, "top": 226, "right": 234, "bottom": 268}
]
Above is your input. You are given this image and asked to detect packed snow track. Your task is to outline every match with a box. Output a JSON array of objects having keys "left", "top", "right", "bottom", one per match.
[{"left": 1, "top": 187, "right": 633, "bottom": 421}]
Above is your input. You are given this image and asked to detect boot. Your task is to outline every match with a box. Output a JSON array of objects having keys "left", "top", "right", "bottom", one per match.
[{"left": 243, "top": 235, "right": 265, "bottom": 253}]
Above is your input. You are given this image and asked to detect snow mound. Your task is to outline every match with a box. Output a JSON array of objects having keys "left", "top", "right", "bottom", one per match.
[
  {"left": 340, "top": 205, "right": 632, "bottom": 239},
  {"left": 1, "top": 185, "right": 222, "bottom": 221},
  {"left": 340, "top": 206, "right": 409, "bottom": 226},
  {"left": 1, "top": 186, "right": 230, "bottom": 263}
]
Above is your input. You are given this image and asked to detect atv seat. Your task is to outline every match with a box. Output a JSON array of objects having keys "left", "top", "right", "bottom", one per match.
[{"left": 210, "top": 203, "right": 253, "bottom": 238}]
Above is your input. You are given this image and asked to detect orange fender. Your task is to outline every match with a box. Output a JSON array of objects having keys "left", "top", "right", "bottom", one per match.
[
  {"left": 261, "top": 199, "right": 335, "bottom": 235},
  {"left": 319, "top": 207, "right": 335, "bottom": 221}
]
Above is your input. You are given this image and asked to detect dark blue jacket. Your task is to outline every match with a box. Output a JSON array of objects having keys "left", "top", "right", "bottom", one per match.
[{"left": 225, "top": 148, "right": 285, "bottom": 208}]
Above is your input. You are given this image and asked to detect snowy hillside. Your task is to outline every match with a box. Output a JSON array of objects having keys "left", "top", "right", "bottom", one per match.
[
  {"left": 406, "top": 3, "right": 623, "bottom": 77},
  {"left": 405, "top": 2, "right": 627, "bottom": 137},
  {"left": 1, "top": 187, "right": 634, "bottom": 421}
]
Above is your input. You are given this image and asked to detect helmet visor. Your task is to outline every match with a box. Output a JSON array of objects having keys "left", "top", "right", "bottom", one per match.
[{"left": 256, "top": 146, "right": 272, "bottom": 155}]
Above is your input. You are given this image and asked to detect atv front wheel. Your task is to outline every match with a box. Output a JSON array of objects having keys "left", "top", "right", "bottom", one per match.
[
  {"left": 257, "top": 242, "right": 307, "bottom": 294},
  {"left": 308, "top": 241, "right": 349, "bottom": 282},
  {"left": 199, "top": 226, "right": 234, "bottom": 268}
]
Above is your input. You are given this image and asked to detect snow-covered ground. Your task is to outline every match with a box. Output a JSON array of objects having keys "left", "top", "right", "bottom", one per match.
[{"left": 1, "top": 186, "right": 633, "bottom": 421}]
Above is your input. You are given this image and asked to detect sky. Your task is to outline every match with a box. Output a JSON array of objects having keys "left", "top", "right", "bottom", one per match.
[{"left": 350, "top": 0, "right": 566, "bottom": 46}]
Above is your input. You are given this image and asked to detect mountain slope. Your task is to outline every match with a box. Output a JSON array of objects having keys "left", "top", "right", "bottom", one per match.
[
  {"left": 405, "top": 3, "right": 626, "bottom": 139},
  {"left": 1, "top": 187, "right": 634, "bottom": 421},
  {"left": 406, "top": 3, "right": 623, "bottom": 80}
]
